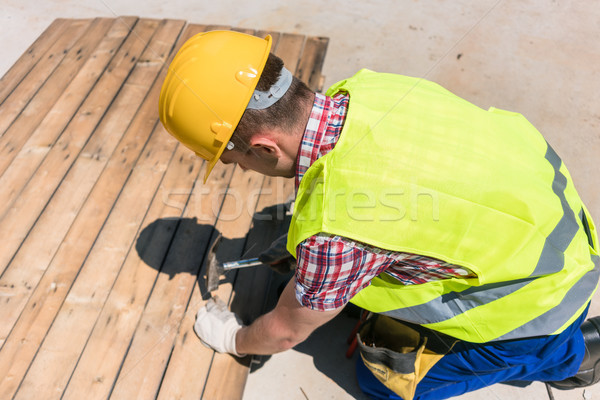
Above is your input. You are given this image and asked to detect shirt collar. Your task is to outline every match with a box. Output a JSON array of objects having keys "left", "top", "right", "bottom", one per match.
[{"left": 295, "top": 92, "right": 331, "bottom": 189}]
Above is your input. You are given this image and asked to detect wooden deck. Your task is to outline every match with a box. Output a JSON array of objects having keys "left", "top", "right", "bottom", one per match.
[{"left": 0, "top": 17, "right": 328, "bottom": 399}]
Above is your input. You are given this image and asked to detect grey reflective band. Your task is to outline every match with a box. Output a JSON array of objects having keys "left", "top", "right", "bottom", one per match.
[
  {"left": 382, "top": 277, "right": 535, "bottom": 325},
  {"left": 246, "top": 67, "right": 293, "bottom": 110},
  {"left": 381, "top": 141, "right": 595, "bottom": 340},
  {"left": 531, "top": 144, "right": 580, "bottom": 276},
  {"left": 495, "top": 254, "right": 599, "bottom": 340}
]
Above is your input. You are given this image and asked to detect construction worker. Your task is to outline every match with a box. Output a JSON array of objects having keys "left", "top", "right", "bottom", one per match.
[{"left": 159, "top": 30, "right": 600, "bottom": 400}]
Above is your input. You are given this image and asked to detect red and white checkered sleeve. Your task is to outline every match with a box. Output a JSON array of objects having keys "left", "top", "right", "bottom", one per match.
[{"left": 294, "top": 233, "right": 393, "bottom": 311}]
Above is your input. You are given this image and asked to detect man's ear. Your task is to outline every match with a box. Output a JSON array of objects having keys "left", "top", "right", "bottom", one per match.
[{"left": 249, "top": 135, "right": 281, "bottom": 157}]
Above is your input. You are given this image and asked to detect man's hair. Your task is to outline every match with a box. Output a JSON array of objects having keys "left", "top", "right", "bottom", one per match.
[{"left": 230, "top": 53, "right": 313, "bottom": 152}]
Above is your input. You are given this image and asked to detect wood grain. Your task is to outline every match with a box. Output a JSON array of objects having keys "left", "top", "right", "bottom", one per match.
[{"left": 0, "top": 17, "right": 329, "bottom": 400}]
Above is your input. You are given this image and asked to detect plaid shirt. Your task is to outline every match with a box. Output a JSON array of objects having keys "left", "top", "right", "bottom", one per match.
[{"left": 294, "top": 92, "right": 476, "bottom": 311}]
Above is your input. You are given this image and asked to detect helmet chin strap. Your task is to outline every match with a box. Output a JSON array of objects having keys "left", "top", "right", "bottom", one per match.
[{"left": 246, "top": 66, "right": 293, "bottom": 110}]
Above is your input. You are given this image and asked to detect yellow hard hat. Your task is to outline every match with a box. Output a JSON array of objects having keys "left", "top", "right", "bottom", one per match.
[{"left": 159, "top": 30, "right": 272, "bottom": 181}]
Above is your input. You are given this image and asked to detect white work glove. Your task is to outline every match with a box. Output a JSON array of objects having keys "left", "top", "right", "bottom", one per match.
[{"left": 194, "top": 297, "right": 245, "bottom": 357}]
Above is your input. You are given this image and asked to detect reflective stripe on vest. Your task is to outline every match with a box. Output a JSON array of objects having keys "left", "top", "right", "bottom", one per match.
[
  {"left": 376, "top": 143, "right": 599, "bottom": 340},
  {"left": 288, "top": 70, "right": 598, "bottom": 342},
  {"left": 533, "top": 145, "right": 579, "bottom": 276}
]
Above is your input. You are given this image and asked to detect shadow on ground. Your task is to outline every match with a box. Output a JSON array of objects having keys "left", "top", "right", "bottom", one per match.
[{"left": 134, "top": 205, "right": 370, "bottom": 398}]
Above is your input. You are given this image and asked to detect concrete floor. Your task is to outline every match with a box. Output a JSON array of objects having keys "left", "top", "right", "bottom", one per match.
[{"left": 2, "top": 1, "right": 599, "bottom": 399}]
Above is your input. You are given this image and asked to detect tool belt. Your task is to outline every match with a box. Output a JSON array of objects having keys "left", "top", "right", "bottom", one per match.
[{"left": 357, "top": 315, "right": 458, "bottom": 400}]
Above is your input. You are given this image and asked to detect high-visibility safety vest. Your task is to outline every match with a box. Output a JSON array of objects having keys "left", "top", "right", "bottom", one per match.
[{"left": 287, "top": 69, "right": 599, "bottom": 343}]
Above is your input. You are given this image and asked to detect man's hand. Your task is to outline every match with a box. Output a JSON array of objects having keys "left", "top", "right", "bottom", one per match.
[
  {"left": 258, "top": 234, "right": 296, "bottom": 274},
  {"left": 194, "top": 296, "right": 245, "bottom": 357}
]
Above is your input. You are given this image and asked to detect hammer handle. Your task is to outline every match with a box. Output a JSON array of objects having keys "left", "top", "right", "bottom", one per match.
[{"left": 222, "top": 257, "right": 262, "bottom": 270}]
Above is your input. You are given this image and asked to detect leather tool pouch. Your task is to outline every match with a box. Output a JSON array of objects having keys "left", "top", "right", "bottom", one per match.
[{"left": 357, "top": 315, "right": 458, "bottom": 400}]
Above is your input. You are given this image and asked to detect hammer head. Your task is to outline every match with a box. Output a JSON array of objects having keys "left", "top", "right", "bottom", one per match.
[{"left": 205, "top": 233, "right": 224, "bottom": 292}]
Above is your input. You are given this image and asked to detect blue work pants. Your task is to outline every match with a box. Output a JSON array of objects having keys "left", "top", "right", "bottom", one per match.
[{"left": 356, "top": 306, "right": 588, "bottom": 400}]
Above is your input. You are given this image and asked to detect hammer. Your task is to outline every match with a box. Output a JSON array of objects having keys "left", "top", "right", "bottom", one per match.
[{"left": 205, "top": 233, "right": 264, "bottom": 292}]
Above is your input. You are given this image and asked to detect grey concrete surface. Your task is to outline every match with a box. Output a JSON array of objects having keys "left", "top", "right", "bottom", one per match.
[{"left": 2, "top": 1, "right": 599, "bottom": 399}]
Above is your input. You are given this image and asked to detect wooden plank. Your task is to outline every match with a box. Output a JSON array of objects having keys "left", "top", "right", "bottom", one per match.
[
  {"left": 274, "top": 33, "right": 305, "bottom": 77},
  {"left": 155, "top": 283, "right": 214, "bottom": 399},
  {"left": 62, "top": 136, "right": 197, "bottom": 395},
  {"left": 8, "top": 19, "right": 182, "bottom": 400},
  {"left": 200, "top": 31, "right": 328, "bottom": 400},
  {"left": 201, "top": 178, "right": 294, "bottom": 400},
  {"left": 0, "top": 15, "right": 179, "bottom": 376},
  {"left": 0, "top": 18, "right": 158, "bottom": 275},
  {"left": 11, "top": 126, "right": 179, "bottom": 399},
  {"left": 155, "top": 32, "right": 319, "bottom": 400},
  {"left": 0, "top": 19, "right": 69, "bottom": 105},
  {"left": 0, "top": 108, "right": 172, "bottom": 400},
  {"left": 0, "top": 18, "right": 116, "bottom": 177},
  {"left": 154, "top": 169, "right": 268, "bottom": 400},
  {"left": 156, "top": 28, "right": 285, "bottom": 400},
  {"left": 296, "top": 36, "right": 329, "bottom": 92},
  {"left": 107, "top": 24, "right": 280, "bottom": 398},
  {"left": 199, "top": 30, "right": 307, "bottom": 400},
  {"left": 107, "top": 162, "right": 243, "bottom": 399},
  {"left": 0, "top": 126, "right": 174, "bottom": 398},
  {"left": 101, "top": 24, "right": 232, "bottom": 400},
  {"left": 232, "top": 27, "right": 257, "bottom": 35},
  {"left": 0, "top": 18, "right": 176, "bottom": 400},
  {"left": 0, "top": 15, "right": 136, "bottom": 333},
  {"left": 61, "top": 143, "right": 201, "bottom": 400},
  {"left": 0, "top": 17, "right": 136, "bottom": 276},
  {"left": 154, "top": 166, "right": 264, "bottom": 400},
  {"left": 0, "top": 16, "right": 137, "bottom": 253},
  {"left": 59, "top": 24, "right": 208, "bottom": 400},
  {"left": 0, "top": 20, "right": 330, "bottom": 400},
  {"left": 0, "top": 18, "right": 91, "bottom": 138}
]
